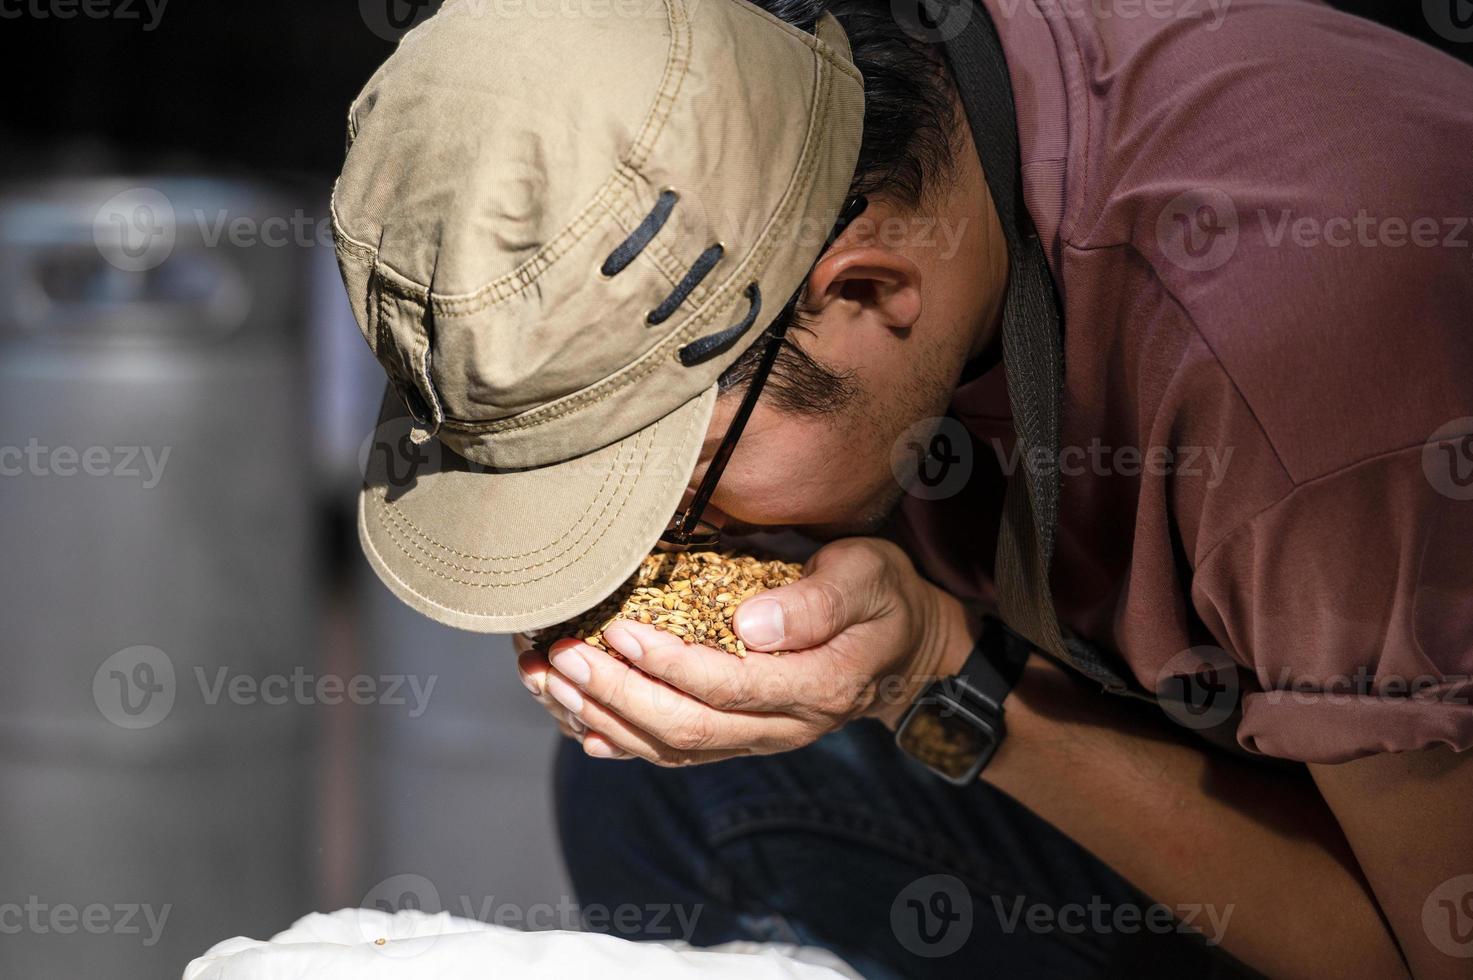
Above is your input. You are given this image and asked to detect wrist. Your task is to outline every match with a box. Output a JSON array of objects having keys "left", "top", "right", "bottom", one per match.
[{"left": 877, "top": 586, "right": 980, "bottom": 730}]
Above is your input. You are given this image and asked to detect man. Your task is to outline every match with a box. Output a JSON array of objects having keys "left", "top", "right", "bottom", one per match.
[{"left": 332, "top": 0, "right": 1473, "bottom": 975}]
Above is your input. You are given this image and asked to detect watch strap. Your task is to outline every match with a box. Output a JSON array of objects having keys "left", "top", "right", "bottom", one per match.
[{"left": 948, "top": 613, "right": 1030, "bottom": 717}]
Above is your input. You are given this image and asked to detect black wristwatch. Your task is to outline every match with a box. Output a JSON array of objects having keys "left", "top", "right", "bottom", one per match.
[{"left": 894, "top": 614, "right": 1031, "bottom": 785}]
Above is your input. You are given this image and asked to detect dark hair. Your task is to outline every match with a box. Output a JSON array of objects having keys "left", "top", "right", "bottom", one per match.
[{"left": 717, "top": 0, "right": 960, "bottom": 413}]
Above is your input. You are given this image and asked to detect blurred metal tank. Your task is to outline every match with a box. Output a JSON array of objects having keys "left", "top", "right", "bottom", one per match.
[{"left": 0, "top": 178, "right": 317, "bottom": 977}]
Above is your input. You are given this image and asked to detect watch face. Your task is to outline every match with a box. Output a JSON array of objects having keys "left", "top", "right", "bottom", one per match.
[{"left": 896, "top": 696, "right": 1000, "bottom": 784}]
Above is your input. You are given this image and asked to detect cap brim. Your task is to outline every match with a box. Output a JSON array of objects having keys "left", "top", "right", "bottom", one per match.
[{"left": 359, "top": 384, "right": 716, "bottom": 633}]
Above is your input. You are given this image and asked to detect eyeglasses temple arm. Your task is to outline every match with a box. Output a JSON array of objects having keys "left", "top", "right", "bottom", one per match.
[
  {"left": 670, "top": 315, "right": 789, "bottom": 539},
  {"left": 667, "top": 195, "right": 867, "bottom": 543}
]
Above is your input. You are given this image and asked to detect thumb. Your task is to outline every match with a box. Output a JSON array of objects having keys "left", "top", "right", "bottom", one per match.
[{"left": 733, "top": 541, "right": 889, "bottom": 652}]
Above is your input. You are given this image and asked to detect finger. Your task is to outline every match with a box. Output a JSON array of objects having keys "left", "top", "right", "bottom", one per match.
[
  {"left": 518, "top": 647, "right": 551, "bottom": 697},
  {"left": 603, "top": 620, "right": 841, "bottom": 718},
  {"left": 732, "top": 538, "right": 895, "bottom": 652},
  {"left": 555, "top": 709, "right": 630, "bottom": 759},
  {"left": 520, "top": 648, "right": 596, "bottom": 739},
  {"left": 580, "top": 729, "right": 635, "bottom": 761},
  {"left": 544, "top": 665, "right": 735, "bottom": 765},
  {"left": 544, "top": 638, "right": 809, "bottom": 758}
]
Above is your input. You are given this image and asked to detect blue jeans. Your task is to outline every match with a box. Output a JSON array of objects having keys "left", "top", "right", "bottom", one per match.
[{"left": 556, "top": 720, "right": 1252, "bottom": 979}]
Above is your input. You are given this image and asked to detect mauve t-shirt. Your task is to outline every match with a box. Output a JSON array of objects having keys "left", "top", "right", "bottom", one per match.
[{"left": 897, "top": 0, "right": 1473, "bottom": 763}]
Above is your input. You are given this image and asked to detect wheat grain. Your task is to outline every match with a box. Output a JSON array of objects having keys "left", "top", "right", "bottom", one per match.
[{"left": 535, "top": 550, "right": 802, "bottom": 657}]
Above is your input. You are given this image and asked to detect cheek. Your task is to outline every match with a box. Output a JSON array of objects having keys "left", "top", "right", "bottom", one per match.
[{"left": 713, "top": 415, "right": 892, "bottom": 524}]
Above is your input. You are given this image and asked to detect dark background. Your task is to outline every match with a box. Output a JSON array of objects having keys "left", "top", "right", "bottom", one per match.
[{"left": 1, "top": 1, "right": 1468, "bottom": 180}]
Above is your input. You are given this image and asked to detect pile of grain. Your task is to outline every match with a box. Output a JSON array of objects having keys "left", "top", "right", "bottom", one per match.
[{"left": 537, "top": 550, "right": 802, "bottom": 657}]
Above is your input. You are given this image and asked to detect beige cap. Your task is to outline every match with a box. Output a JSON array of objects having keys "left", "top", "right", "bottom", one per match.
[{"left": 332, "top": 0, "right": 864, "bottom": 632}]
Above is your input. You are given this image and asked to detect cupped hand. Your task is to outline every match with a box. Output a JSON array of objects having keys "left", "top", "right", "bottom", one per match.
[{"left": 515, "top": 537, "right": 975, "bottom": 766}]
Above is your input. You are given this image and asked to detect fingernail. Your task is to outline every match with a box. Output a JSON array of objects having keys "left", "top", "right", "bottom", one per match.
[
  {"left": 602, "top": 626, "right": 642, "bottom": 661},
  {"left": 546, "top": 673, "right": 584, "bottom": 714},
  {"left": 584, "top": 739, "right": 618, "bottom": 758},
  {"left": 735, "top": 598, "right": 784, "bottom": 647},
  {"left": 521, "top": 671, "right": 543, "bottom": 696},
  {"left": 551, "top": 647, "right": 591, "bottom": 686},
  {"left": 568, "top": 715, "right": 586, "bottom": 735}
]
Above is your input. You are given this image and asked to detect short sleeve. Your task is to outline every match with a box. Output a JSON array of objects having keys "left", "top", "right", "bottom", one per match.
[{"left": 1191, "top": 442, "right": 1473, "bottom": 764}]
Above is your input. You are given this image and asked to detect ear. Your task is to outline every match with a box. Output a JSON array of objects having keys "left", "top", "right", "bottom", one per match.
[{"left": 804, "top": 245, "right": 923, "bottom": 332}]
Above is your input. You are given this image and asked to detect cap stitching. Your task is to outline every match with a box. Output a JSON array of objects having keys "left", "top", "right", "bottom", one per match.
[
  {"left": 439, "top": 42, "right": 840, "bottom": 439},
  {"left": 377, "top": 435, "right": 633, "bottom": 564},
  {"left": 363, "top": 0, "right": 690, "bottom": 316},
  {"left": 726, "top": 2, "right": 861, "bottom": 86},
  {"left": 373, "top": 425, "right": 642, "bottom": 578},
  {"left": 365, "top": 396, "right": 703, "bottom": 620}
]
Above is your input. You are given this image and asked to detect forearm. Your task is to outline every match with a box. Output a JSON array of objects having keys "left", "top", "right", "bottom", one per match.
[{"left": 979, "top": 654, "right": 1407, "bottom": 978}]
